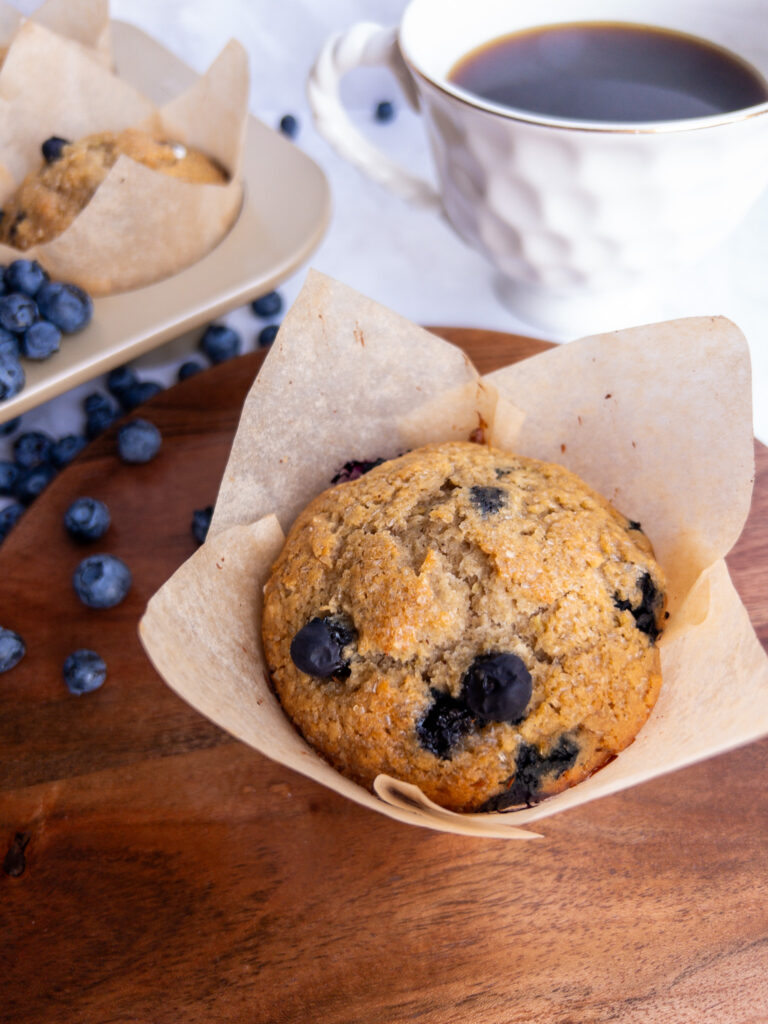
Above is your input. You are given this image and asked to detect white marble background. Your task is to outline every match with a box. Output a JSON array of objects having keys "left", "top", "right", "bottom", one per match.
[{"left": 2, "top": 0, "right": 768, "bottom": 476}]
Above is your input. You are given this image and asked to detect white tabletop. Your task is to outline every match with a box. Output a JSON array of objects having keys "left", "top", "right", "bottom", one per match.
[{"left": 2, "top": 0, "right": 767, "bottom": 475}]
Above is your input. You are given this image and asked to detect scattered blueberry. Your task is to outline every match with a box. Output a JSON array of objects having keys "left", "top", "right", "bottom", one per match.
[
  {"left": 0, "top": 349, "right": 25, "bottom": 400},
  {"left": 0, "top": 328, "right": 19, "bottom": 356},
  {"left": 0, "top": 415, "right": 21, "bottom": 436},
  {"left": 331, "top": 457, "right": 386, "bottom": 484},
  {"left": 13, "top": 431, "right": 53, "bottom": 468},
  {"left": 290, "top": 616, "right": 356, "bottom": 679},
  {"left": 83, "top": 393, "right": 118, "bottom": 438},
  {"left": 65, "top": 497, "right": 110, "bottom": 541},
  {"left": 50, "top": 434, "right": 86, "bottom": 468},
  {"left": 374, "top": 100, "right": 396, "bottom": 122},
  {"left": 117, "top": 418, "right": 161, "bottom": 464},
  {"left": 469, "top": 485, "right": 507, "bottom": 515},
  {"left": 42, "top": 136, "right": 70, "bottom": 163},
  {"left": 0, "top": 293, "right": 38, "bottom": 333},
  {"left": 118, "top": 380, "right": 163, "bottom": 412},
  {"left": 417, "top": 688, "right": 475, "bottom": 759},
  {"left": 461, "top": 652, "right": 532, "bottom": 724},
  {"left": 257, "top": 324, "right": 279, "bottom": 347},
  {"left": 191, "top": 505, "right": 213, "bottom": 545},
  {"left": 4, "top": 260, "right": 48, "bottom": 297},
  {"left": 201, "top": 324, "right": 241, "bottom": 364},
  {"left": 0, "top": 627, "right": 25, "bottom": 673},
  {"left": 14, "top": 463, "right": 56, "bottom": 505},
  {"left": 481, "top": 736, "right": 580, "bottom": 811},
  {"left": 0, "top": 501, "right": 24, "bottom": 541},
  {"left": 251, "top": 291, "right": 283, "bottom": 318},
  {"left": 614, "top": 572, "right": 663, "bottom": 642},
  {"left": 63, "top": 649, "right": 107, "bottom": 695},
  {"left": 106, "top": 365, "right": 138, "bottom": 399},
  {"left": 72, "top": 553, "right": 132, "bottom": 609},
  {"left": 0, "top": 460, "right": 19, "bottom": 495},
  {"left": 278, "top": 113, "right": 299, "bottom": 138},
  {"left": 21, "top": 319, "right": 61, "bottom": 360},
  {"left": 177, "top": 360, "right": 203, "bottom": 382},
  {"left": 35, "top": 281, "right": 93, "bottom": 333}
]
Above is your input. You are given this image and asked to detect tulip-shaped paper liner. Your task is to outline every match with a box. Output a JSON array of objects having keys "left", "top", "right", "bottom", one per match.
[
  {"left": 140, "top": 271, "right": 768, "bottom": 838},
  {"left": 0, "top": 24, "right": 247, "bottom": 294}
]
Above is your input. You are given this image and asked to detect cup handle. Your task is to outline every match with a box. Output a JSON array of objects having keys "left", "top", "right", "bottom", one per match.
[{"left": 308, "top": 22, "right": 442, "bottom": 210}]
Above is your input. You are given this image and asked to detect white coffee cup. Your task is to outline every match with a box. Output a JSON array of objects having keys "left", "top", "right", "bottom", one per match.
[{"left": 308, "top": 0, "right": 768, "bottom": 334}]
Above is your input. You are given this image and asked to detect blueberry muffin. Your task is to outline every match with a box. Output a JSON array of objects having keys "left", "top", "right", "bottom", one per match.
[
  {"left": 0, "top": 129, "right": 226, "bottom": 249},
  {"left": 261, "top": 441, "right": 666, "bottom": 813}
]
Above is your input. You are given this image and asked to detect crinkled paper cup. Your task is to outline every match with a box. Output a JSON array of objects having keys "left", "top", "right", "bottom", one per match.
[{"left": 140, "top": 271, "right": 768, "bottom": 838}]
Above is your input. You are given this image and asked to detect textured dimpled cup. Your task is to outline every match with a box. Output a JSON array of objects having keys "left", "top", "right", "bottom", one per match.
[{"left": 308, "top": 0, "right": 768, "bottom": 336}]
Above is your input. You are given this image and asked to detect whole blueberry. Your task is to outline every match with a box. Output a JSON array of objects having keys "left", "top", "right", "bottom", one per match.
[
  {"left": 0, "top": 415, "right": 21, "bottom": 437},
  {"left": 0, "top": 460, "right": 19, "bottom": 495},
  {"left": 117, "top": 418, "right": 161, "bottom": 464},
  {"left": 374, "top": 100, "right": 396, "bottom": 122},
  {"left": 0, "top": 501, "right": 24, "bottom": 541},
  {"left": 290, "top": 616, "right": 356, "bottom": 679},
  {"left": 0, "top": 627, "right": 25, "bottom": 673},
  {"left": 83, "top": 393, "right": 117, "bottom": 439},
  {"left": 119, "top": 380, "right": 163, "bottom": 412},
  {"left": 278, "top": 113, "right": 299, "bottom": 138},
  {"left": 65, "top": 497, "right": 110, "bottom": 541},
  {"left": 106, "top": 365, "right": 138, "bottom": 398},
  {"left": 14, "top": 463, "right": 56, "bottom": 504},
  {"left": 0, "top": 328, "right": 20, "bottom": 357},
  {"left": 258, "top": 324, "right": 279, "bottom": 347},
  {"left": 461, "top": 652, "right": 533, "bottom": 723},
  {"left": 72, "top": 553, "right": 132, "bottom": 609},
  {"left": 0, "top": 293, "right": 38, "bottom": 333},
  {"left": 21, "top": 320, "right": 61, "bottom": 360},
  {"left": 63, "top": 649, "right": 107, "bottom": 694},
  {"left": 4, "top": 260, "right": 48, "bottom": 297},
  {"left": 177, "top": 360, "right": 203, "bottom": 382},
  {"left": 251, "top": 291, "right": 283, "bottom": 318},
  {"left": 201, "top": 324, "right": 241, "bottom": 364},
  {"left": 35, "top": 281, "right": 93, "bottom": 333},
  {"left": 42, "top": 136, "right": 70, "bottom": 163},
  {"left": 191, "top": 505, "right": 213, "bottom": 545},
  {"left": 50, "top": 434, "right": 86, "bottom": 468},
  {"left": 0, "top": 350, "right": 25, "bottom": 400},
  {"left": 13, "top": 431, "right": 53, "bottom": 468}
]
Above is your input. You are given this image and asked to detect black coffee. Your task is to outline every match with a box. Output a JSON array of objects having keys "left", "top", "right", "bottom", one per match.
[{"left": 449, "top": 22, "right": 768, "bottom": 123}]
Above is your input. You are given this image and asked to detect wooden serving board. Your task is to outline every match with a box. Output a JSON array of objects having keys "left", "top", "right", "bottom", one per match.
[{"left": 1, "top": 329, "right": 767, "bottom": 1024}]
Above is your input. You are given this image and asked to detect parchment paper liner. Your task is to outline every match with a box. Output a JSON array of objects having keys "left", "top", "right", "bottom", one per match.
[
  {"left": 0, "top": 23, "right": 247, "bottom": 294},
  {"left": 140, "top": 271, "right": 768, "bottom": 839}
]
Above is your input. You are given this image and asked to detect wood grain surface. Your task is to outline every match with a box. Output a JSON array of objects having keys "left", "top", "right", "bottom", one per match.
[{"left": 1, "top": 328, "right": 767, "bottom": 1024}]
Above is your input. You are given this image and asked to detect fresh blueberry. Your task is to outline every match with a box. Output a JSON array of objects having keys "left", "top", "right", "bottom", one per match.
[
  {"left": 469, "top": 485, "right": 507, "bottom": 515},
  {"left": 0, "top": 627, "right": 25, "bottom": 673},
  {"left": 191, "top": 505, "right": 213, "bottom": 545},
  {"left": 481, "top": 735, "right": 580, "bottom": 811},
  {"left": 374, "top": 100, "right": 396, "bottom": 122},
  {"left": 461, "top": 652, "right": 532, "bottom": 723},
  {"left": 178, "top": 360, "right": 203, "bottom": 382},
  {"left": 331, "top": 457, "right": 386, "bottom": 484},
  {"left": 289, "top": 616, "right": 356, "bottom": 679},
  {"left": 258, "top": 324, "right": 279, "bottom": 347},
  {"left": 72, "top": 553, "right": 132, "bottom": 608},
  {"left": 64, "top": 497, "right": 110, "bottom": 541},
  {"left": 106, "top": 365, "right": 138, "bottom": 399},
  {"left": 0, "top": 501, "right": 24, "bottom": 541},
  {"left": 417, "top": 688, "right": 475, "bottom": 758},
  {"left": 41, "top": 136, "right": 70, "bottom": 163},
  {"left": 0, "top": 349, "right": 25, "bottom": 400},
  {"left": 0, "top": 328, "right": 20, "bottom": 357},
  {"left": 50, "top": 434, "right": 86, "bottom": 468},
  {"left": 14, "top": 463, "right": 56, "bottom": 504},
  {"left": 13, "top": 430, "right": 53, "bottom": 468},
  {"left": 63, "top": 649, "right": 107, "bottom": 695},
  {"left": 116, "top": 418, "right": 161, "bottom": 464},
  {"left": 614, "top": 572, "right": 663, "bottom": 642},
  {"left": 0, "top": 415, "right": 21, "bottom": 436},
  {"left": 35, "top": 281, "right": 93, "bottom": 333},
  {"left": 0, "top": 293, "right": 38, "bottom": 333},
  {"left": 83, "top": 393, "right": 117, "bottom": 438},
  {"left": 278, "top": 113, "right": 299, "bottom": 138},
  {"left": 4, "top": 260, "right": 48, "bottom": 297},
  {"left": 118, "top": 380, "right": 163, "bottom": 412},
  {"left": 251, "top": 291, "right": 283, "bottom": 318},
  {"left": 21, "top": 320, "right": 61, "bottom": 360},
  {"left": 201, "top": 324, "right": 241, "bottom": 364},
  {"left": 0, "top": 460, "right": 19, "bottom": 495}
]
